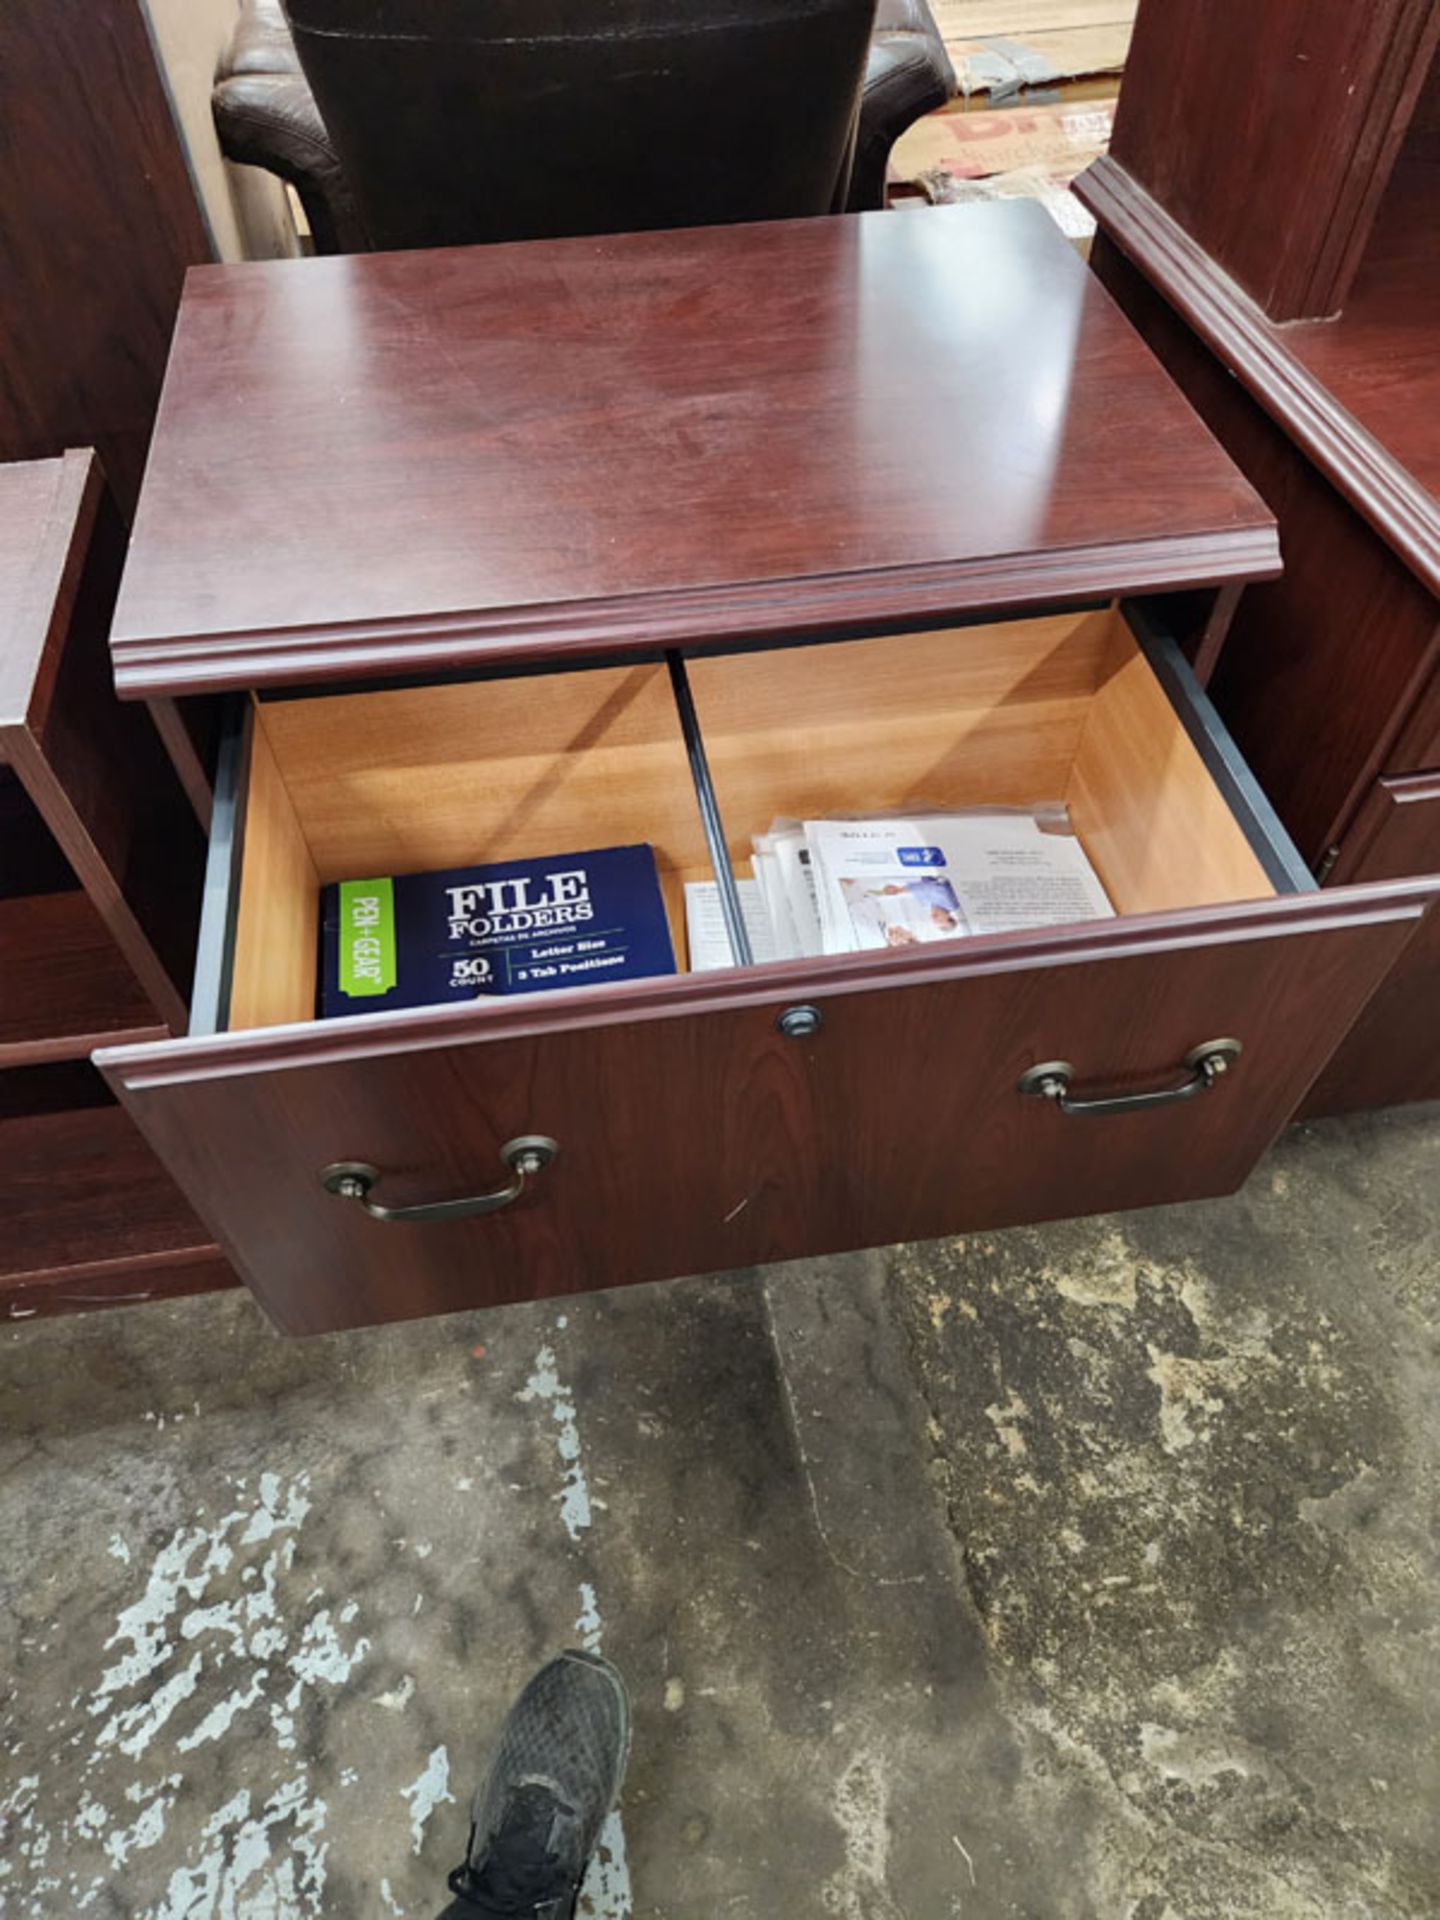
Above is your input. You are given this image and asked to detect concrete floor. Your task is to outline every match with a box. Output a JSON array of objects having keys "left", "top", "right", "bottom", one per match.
[{"left": 2, "top": 1105, "right": 1438, "bottom": 1919}]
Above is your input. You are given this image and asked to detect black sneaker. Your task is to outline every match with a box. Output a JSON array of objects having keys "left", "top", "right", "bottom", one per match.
[{"left": 440, "top": 1650, "right": 631, "bottom": 1920}]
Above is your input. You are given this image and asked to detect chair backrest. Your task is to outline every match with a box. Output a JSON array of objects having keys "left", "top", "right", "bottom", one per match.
[{"left": 282, "top": 0, "right": 881, "bottom": 250}]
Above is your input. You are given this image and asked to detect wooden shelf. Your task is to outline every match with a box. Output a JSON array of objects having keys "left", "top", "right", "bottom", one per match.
[
  {"left": 1, "top": 452, "right": 204, "bottom": 1034},
  {"left": 0, "top": 767, "right": 163, "bottom": 1064},
  {"left": 1076, "top": 153, "right": 1440, "bottom": 598},
  {"left": 0, "top": 452, "right": 226, "bottom": 1323},
  {"left": 0, "top": 1090, "right": 222, "bottom": 1304},
  {"left": 1286, "top": 155, "right": 1440, "bottom": 504},
  {"left": 0, "top": 890, "right": 168, "bottom": 1067}
]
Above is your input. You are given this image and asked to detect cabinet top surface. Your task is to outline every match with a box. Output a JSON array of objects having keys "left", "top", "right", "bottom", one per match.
[
  {"left": 112, "top": 201, "right": 1276, "bottom": 694},
  {"left": 0, "top": 453, "right": 90, "bottom": 732}
]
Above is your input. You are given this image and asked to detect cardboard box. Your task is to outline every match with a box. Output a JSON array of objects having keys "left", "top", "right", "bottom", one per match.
[
  {"left": 891, "top": 98, "right": 1115, "bottom": 185},
  {"left": 933, "top": 0, "right": 1135, "bottom": 106},
  {"left": 888, "top": 98, "right": 1116, "bottom": 248}
]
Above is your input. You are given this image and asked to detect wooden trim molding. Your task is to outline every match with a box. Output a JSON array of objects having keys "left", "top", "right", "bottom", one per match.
[
  {"left": 1104, "top": 0, "right": 1440, "bottom": 324},
  {"left": 109, "top": 529, "right": 1283, "bottom": 698},
  {"left": 0, "top": 451, "right": 100, "bottom": 735},
  {"left": 1302, "top": 0, "right": 1440, "bottom": 320},
  {"left": 98, "top": 880, "right": 1433, "bottom": 1091},
  {"left": 1077, "top": 156, "right": 1440, "bottom": 598},
  {"left": 1331, "top": 771, "right": 1440, "bottom": 886}
]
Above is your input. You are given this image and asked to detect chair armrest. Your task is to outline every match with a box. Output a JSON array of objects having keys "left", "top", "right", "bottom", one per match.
[
  {"left": 212, "top": 72, "right": 369, "bottom": 254},
  {"left": 848, "top": 0, "right": 957, "bottom": 212},
  {"left": 218, "top": 0, "right": 302, "bottom": 79}
]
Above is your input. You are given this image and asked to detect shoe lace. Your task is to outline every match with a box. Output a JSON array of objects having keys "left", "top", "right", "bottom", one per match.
[{"left": 451, "top": 1785, "right": 576, "bottom": 1918}]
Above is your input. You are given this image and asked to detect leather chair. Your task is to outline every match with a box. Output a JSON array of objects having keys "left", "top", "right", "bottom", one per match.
[{"left": 213, "top": 0, "right": 954, "bottom": 254}]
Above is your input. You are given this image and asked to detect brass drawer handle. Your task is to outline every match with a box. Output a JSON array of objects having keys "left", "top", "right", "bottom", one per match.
[
  {"left": 320, "top": 1136, "right": 558, "bottom": 1224},
  {"left": 1018, "top": 1039, "right": 1242, "bottom": 1118}
]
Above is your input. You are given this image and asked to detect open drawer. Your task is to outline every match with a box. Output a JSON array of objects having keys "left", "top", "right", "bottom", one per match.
[{"left": 98, "top": 606, "right": 1432, "bottom": 1333}]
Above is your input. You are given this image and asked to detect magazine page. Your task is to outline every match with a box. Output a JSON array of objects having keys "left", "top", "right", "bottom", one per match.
[
  {"left": 751, "top": 847, "right": 804, "bottom": 962},
  {"left": 763, "top": 824, "right": 825, "bottom": 957},
  {"left": 805, "top": 811, "right": 1113, "bottom": 955},
  {"left": 684, "top": 878, "right": 779, "bottom": 971}
]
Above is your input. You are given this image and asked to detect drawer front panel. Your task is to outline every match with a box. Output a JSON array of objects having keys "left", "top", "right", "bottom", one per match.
[
  {"left": 1330, "top": 773, "right": 1440, "bottom": 885},
  {"left": 1307, "top": 774, "right": 1440, "bottom": 1115},
  {"left": 100, "top": 892, "right": 1424, "bottom": 1333},
  {"left": 1387, "top": 665, "right": 1440, "bottom": 777}
]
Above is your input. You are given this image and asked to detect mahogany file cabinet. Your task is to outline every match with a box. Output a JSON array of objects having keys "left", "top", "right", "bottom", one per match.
[{"left": 96, "top": 201, "right": 1436, "bottom": 1334}]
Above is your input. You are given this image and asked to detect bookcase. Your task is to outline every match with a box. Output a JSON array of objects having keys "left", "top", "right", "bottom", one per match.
[
  {"left": 0, "top": 451, "right": 234, "bottom": 1318},
  {"left": 1077, "top": 1, "right": 1440, "bottom": 1114}
]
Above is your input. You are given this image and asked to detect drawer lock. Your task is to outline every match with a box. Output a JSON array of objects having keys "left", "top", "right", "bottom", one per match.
[
  {"left": 1017, "top": 1039, "right": 1242, "bottom": 1118},
  {"left": 320, "top": 1136, "right": 558, "bottom": 1224}
]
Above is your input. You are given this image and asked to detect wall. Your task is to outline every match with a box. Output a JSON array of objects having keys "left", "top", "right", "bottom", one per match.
[{"left": 139, "top": 0, "right": 299, "bottom": 261}]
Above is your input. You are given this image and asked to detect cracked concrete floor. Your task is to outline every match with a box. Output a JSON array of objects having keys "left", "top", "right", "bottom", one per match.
[{"left": 2, "top": 1103, "right": 1438, "bottom": 1918}]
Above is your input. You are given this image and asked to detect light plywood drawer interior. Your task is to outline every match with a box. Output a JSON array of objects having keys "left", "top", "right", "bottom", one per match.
[
  {"left": 224, "top": 605, "right": 1277, "bottom": 1032},
  {"left": 689, "top": 606, "right": 1274, "bottom": 919}
]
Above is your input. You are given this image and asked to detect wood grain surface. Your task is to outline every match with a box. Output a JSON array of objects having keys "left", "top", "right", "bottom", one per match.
[
  {"left": 1078, "top": 159, "right": 1440, "bottom": 599},
  {"left": 262, "top": 664, "right": 734, "bottom": 887},
  {"left": 1064, "top": 621, "right": 1271, "bottom": 911},
  {"left": 1304, "top": 774, "right": 1440, "bottom": 1114},
  {"left": 229, "top": 712, "right": 321, "bottom": 1033},
  {"left": 1, "top": 1251, "right": 236, "bottom": 1323},
  {"left": 111, "top": 201, "right": 1278, "bottom": 696},
  {"left": 1286, "top": 156, "right": 1440, "bottom": 507},
  {"left": 0, "top": 0, "right": 211, "bottom": 511},
  {"left": 1, "top": 453, "right": 206, "bottom": 1030},
  {"left": 0, "top": 891, "right": 168, "bottom": 1067},
  {"left": 0, "top": 452, "right": 231, "bottom": 1313},
  {"left": 1087, "top": 235, "right": 1440, "bottom": 867},
  {"left": 1107, "top": 0, "right": 1440, "bottom": 322},
  {"left": 244, "top": 661, "right": 715, "bottom": 1019},
  {"left": 0, "top": 456, "right": 85, "bottom": 730},
  {"left": 101, "top": 886, "right": 1428, "bottom": 1332},
  {"left": 1389, "top": 666, "right": 1440, "bottom": 774},
  {"left": 687, "top": 611, "right": 1117, "bottom": 846},
  {"left": 0, "top": 1090, "right": 219, "bottom": 1296},
  {"left": 687, "top": 606, "right": 1272, "bottom": 917},
  {"left": 1081, "top": 22, "right": 1440, "bottom": 1120},
  {"left": 231, "top": 606, "right": 1279, "bottom": 1033}
]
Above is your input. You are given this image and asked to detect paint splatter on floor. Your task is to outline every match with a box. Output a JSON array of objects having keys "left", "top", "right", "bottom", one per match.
[
  {"left": 400, "top": 1746, "right": 454, "bottom": 1857},
  {"left": 521, "top": 1322, "right": 633, "bottom": 1920}
]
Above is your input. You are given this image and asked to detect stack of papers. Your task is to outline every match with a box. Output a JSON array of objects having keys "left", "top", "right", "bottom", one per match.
[{"left": 686, "top": 808, "right": 1113, "bottom": 969}]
